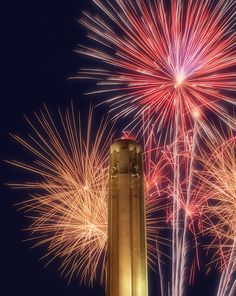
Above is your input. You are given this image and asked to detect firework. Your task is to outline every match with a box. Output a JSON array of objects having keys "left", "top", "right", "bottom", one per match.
[
  {"left": 7, "top": 104, "right": 167, "bottom": 286},
  {"left": 78, "top": 1, "right": 236, "bottom": 294},
  {"left": 165, "top": 122, "right": 208, "bottom": 295},
  {"left": 7, "top": 104, "right": 111, "bottom": 285},
  {"left": 197, "top": 124, "right": 236, "bottom": 296},
  {"left": 78, "top": 0, "right": 236, "bottom": 134},
  {"left": 140, "top": 116, "right": 208, "bottom": 295}
]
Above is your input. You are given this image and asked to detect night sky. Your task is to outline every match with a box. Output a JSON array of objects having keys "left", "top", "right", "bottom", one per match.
[{"left": 1, "top": 1, "right": 219, "bottom": 295}]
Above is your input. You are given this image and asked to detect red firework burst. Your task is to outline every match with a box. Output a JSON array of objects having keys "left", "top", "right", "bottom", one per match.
[{"left": 78, "top": 0, "right": 236, "bottom": 133}]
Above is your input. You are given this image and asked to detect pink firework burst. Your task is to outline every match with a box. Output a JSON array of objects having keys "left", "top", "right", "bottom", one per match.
[{"left": 78, "top": 0, "right": 236, "bottom": 133}]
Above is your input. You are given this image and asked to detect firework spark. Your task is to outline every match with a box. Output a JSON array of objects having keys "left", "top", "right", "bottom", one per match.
[{"left": 7, "top": 104, "right": 167, "bottom": 287}]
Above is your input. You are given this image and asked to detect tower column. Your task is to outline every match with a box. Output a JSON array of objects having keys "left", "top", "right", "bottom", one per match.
[{"left": 107, "top": 139, "right": 148, "bottom": 296}]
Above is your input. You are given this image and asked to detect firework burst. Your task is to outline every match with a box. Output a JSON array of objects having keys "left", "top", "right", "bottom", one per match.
[
  {"left": 78, "top": 0, "right": 236, "bottom": 134},
  {"left": 197, "top": 124, "right": 236, "bottom": 296},
  {"left": 7, "top": 104, "right": 111, "bottom": 285}
]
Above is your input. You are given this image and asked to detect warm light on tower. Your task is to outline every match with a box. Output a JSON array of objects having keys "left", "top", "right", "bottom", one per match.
[{"left": 107, "top": 139, "right": 148, "bottom": 296}]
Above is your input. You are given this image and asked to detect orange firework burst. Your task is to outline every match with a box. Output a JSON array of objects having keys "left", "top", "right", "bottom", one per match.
[
  {"left": 7, "top": 104, "right": 167, "bottom": 286},
  {"left": 7, "top": 104, "right": 111, "bottom": 285},
  {"left": 197, "top": 123, "right": 236, "bottom": 296},
  {"left": 198, "top": 126, "right": 236, "bottom": 261}
]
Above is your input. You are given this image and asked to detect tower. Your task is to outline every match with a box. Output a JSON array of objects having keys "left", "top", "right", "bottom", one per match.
[{"left": 107, "top": 139, "right": 148, "bottom": 296}]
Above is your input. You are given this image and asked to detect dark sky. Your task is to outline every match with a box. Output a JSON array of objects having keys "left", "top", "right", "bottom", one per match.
[{"left": 1, "top": 1, "right": 218, "bottom": 295}]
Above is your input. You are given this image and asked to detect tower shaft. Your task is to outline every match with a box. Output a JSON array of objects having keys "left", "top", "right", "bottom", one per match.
[{"left": 107, "top": 139, "right": 148, "bottom": 296}]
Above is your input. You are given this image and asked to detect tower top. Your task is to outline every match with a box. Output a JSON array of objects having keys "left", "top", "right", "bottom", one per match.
[{"left": 110, "top": 139, "right": 142, "bottom": 154}]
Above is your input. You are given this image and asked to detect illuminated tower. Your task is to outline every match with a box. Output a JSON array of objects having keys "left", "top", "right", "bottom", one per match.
[{"left": 107, "top": 139, "right": 148, "bottom": 296}]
